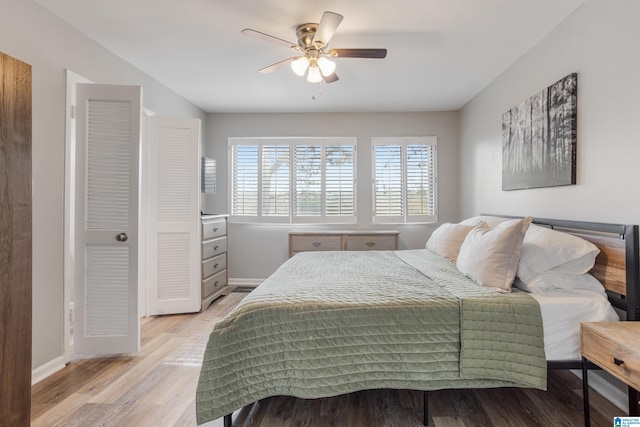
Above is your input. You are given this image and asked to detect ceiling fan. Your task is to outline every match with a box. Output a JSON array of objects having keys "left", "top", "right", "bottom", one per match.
[{"left": 242, "top": 11, "right": 387, "bottom": 84}]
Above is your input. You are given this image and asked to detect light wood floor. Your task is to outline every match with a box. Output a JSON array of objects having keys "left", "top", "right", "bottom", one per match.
[{"left": 32, "top": 291, "right": 622, "bottom": 427}]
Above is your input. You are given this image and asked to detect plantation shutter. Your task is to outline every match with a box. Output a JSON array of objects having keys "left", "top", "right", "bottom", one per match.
[
  {"left": 230, "top": 138, "right": 356, "bottom": 223},
  {"left": 406, "top": 144, "right": 437, "bottom": 219},
  {"left": 373, "top": 145, "right": 403, "bottom": 222},
  {"left": 230, "top": 145, "right": 258, "bottom": 217},
  {"left": 325, "top": 145, "right": 354, "bottom": 216},
  {"left": 294, "top": 145, "right": 322, "bottom": 217},
  {"left": 373, "top": 137, "right": 437, "bottom": 224},
  {"left": 262, "top": 145, "right": 290, "bottom": 216}
]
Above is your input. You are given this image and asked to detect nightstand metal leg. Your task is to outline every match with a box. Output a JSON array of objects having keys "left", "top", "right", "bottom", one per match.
[
  {"left": 582, "top": 357, "right": 591, "bottom": 427},
  {"left": 423, "top": 391, "right": 429, "bottom": 426},
  {"left": 582, "top": 357, "right": 590, "bottom": 427},
  {"left": 630, "top": 386, "right": 640, "bottom": 416}
]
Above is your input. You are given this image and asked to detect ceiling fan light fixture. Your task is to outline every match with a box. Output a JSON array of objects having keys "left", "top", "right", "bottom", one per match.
[
  {"left": 243, "top": 11, "right": 386, "bottom": 84},
  {"left": 317, "top": 57, "right": 336, "bottom": 76},
  {"left": 306, "top": 65, "right": 323, "bottom": 83},
  {"left": 291, "top": 56, "right": 310, "bottom": 76}
]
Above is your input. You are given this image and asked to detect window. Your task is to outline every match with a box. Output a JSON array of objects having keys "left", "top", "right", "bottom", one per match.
[
  {"left": 230, "top": 137, "right": 356, "bottom": 223},
  {"left": 372, "top": 137, "right": 437, "bottom": 223}
]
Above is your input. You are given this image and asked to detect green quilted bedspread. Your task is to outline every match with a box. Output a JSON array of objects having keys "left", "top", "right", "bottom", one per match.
[{"left": 196, "top": 250, "right": 546, "bottom": 424}]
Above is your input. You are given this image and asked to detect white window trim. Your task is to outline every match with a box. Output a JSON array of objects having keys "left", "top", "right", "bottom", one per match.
[
  {"left": 371, "top": 136, "right": 438, "bottom": 224},
  {"left": 229, "top": 137, "right": 357, "bottom": 224}
]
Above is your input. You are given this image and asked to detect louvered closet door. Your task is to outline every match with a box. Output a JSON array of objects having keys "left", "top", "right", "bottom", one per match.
[
  {"left": 74, "top": 84, "right": 142, "bottom": 355},
  {"left": 147, "top": 117, "right": 200, "bottom": 315}
]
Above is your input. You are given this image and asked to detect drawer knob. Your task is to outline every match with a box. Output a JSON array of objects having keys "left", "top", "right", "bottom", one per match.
[
  {"left": 312, "top": 242, "right": 321, "bottom": 247},
  {"left": 366, "top": 242, "right": 375, "bottom": 247},
  {"left": 214, "top": 281, "right": 219, "bottom": 286},
  {"left": 213, "top": 227, "right": 219, "bottom": 232},
  {"left": 214, "top": 245, "right": 219, "bottom": 250},
  {"left": 213, "top": 263, "right": 219, "bottom": 269},
  {"left": 614, "top": 357, "right": 625, "bottom": 366}
]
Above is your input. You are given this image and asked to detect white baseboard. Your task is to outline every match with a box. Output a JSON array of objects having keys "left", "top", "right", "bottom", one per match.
[
  {"left": 32, "top": 356, "right": 66, "bottom": 385},
  {"left": 229, "top": 278, "right": 264, "bottom": 288},
  {"left": 572, "top": 370, "right": 628, "bottom": 414}
]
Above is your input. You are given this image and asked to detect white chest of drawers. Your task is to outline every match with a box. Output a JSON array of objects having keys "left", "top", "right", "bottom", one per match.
[{"left": 201, "top": 215, "right": 229, "bottom": 310}]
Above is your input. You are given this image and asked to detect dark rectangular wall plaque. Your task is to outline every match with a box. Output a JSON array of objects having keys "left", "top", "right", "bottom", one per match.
[{"left": 502, "top": 73, "right": 577, "bottom": 191}]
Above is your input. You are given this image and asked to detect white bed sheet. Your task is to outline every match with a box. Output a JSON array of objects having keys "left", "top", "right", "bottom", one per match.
[{"left": 530, "top": 289, "right": 619, "bottom": 361}]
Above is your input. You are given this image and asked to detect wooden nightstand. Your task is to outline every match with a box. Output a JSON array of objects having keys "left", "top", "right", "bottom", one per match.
[{"left": 581, "top": 322, "right": 640, "bottom": 426}]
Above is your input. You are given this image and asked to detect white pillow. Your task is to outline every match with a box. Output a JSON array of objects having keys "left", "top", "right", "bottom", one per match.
[
  {"left": 550, "top": 255, "right": 599, "bottom": 274},
  {"left": 513, "top": 271, "right": 605, "bottom": 293},
  {"left": 517, "top": 224, "right": 600, "bottom": 283},
  {"left": 425, "top": 223, "right": 475, "bottom": 262},
  {"left": 459, "top": 215, "right": 508, "bottom": 228},
  {"left": 456, "top": 217, "right": 533, "bottom": 292}
]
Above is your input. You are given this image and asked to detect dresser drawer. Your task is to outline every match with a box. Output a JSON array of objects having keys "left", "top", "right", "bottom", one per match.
[
  {"left": 202, "top": 219, "right": 226, "bottom": 240},
  {"left": 202, "top": 253, "right": 226, "bottom": 279},
  {"left": 290, "top": 235, "right": 342, "bottom": 252},
  {"left": 202, "top": 270, "right": 228, "bottom": 299},
  {"left": 582, "top": 324, "right": 640, "bottom": 390},
  {"left": 345, "top": 234, "right": 397, "bottom": 251},
  {"left": 202, "top": 236, "right": 227, "bottom": 260}
]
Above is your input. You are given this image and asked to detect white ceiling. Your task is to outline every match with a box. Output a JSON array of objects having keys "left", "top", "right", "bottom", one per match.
[{"left": 34, "top": 0, "right": 587, "bottom": 113}]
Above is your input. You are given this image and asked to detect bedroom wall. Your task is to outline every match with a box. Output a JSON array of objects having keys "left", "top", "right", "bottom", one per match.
[
  {"left": 204, "top": 112, "right": 460, "bottom": 280},
  {"left": 458, "top": 0, "right": 640, "bottom": 410},
  {"left": 0, "top": 0, "right": 207, "bottom": 372},
  {"left": 459, "top": 0, "right": 640, "bottom": 226}
]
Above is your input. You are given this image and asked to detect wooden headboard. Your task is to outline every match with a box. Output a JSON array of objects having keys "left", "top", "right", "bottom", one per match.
[{"left": 486, "top": 215, "right": 640, "bottom": 321}]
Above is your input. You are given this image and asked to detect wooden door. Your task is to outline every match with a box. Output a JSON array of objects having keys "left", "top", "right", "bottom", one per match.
[
  {"left": 146, "top": 117, "right": 201, "bottom": 315},
  {"left": 74, "top": 83, "right": 142, "bottom": 355},
  {"left": 0, "top": 52, "right": 32, "bottom": 426}
]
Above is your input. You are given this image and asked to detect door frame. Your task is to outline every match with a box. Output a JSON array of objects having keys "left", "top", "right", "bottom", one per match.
[{"left": 63, "top": 70, "right": 92, "bottom": 362}]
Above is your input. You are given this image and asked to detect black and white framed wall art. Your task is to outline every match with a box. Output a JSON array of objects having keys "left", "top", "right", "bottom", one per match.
[{"left": 502, "top": 73, "right": 577, "bottom": 191}]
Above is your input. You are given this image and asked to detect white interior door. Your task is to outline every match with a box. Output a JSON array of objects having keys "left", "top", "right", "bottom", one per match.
[
  {"left": 74, "top": 83, "right": 142, "bottom": 355},
  {"left": 146, "top": 117, "right": 201, "bottom": 315}
]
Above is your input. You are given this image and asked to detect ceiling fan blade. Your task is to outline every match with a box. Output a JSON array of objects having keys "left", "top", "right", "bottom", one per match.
[
  {"left": 313, "top": 11, "right": 343, "bottom": 47},
  {"left": 258, "top": 57, "right": 297, "bottom": 74},
  {"left": 242, "top": 29, "right": 298, "bottom": 50},
  {"left": 323, "top": 72, "right": 339, "bottom": 84},
  {"left": 328, "top": 48, "right": 387, "bottom": 59}
]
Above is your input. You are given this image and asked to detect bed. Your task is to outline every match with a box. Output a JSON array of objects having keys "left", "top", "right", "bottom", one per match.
[{"left": 196, "top": 216, "right": 640, "bottom": 426}]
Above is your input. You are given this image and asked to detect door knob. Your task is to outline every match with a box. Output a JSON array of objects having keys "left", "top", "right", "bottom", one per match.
[{"left": 116, "top": 232, "right": 128, "bottom": 242}]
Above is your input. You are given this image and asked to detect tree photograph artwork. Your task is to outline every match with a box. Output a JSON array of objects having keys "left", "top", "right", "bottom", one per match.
[{"left": 502, "top": 73, "right": 577, "bottom": 191}]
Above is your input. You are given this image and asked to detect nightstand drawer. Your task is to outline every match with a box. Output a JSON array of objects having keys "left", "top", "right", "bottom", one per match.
[
  {"left": 290, "top": 235, "right": 342, "bottom": 252},
  {"left": 345, "top": 234, "right": 397, "bottom": 251},
  {"left": 582, "top": 324, "right": 640, "bottom": 390},
  {"left": 202, "top": 236, "right": 227, "bottom": 259}
]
